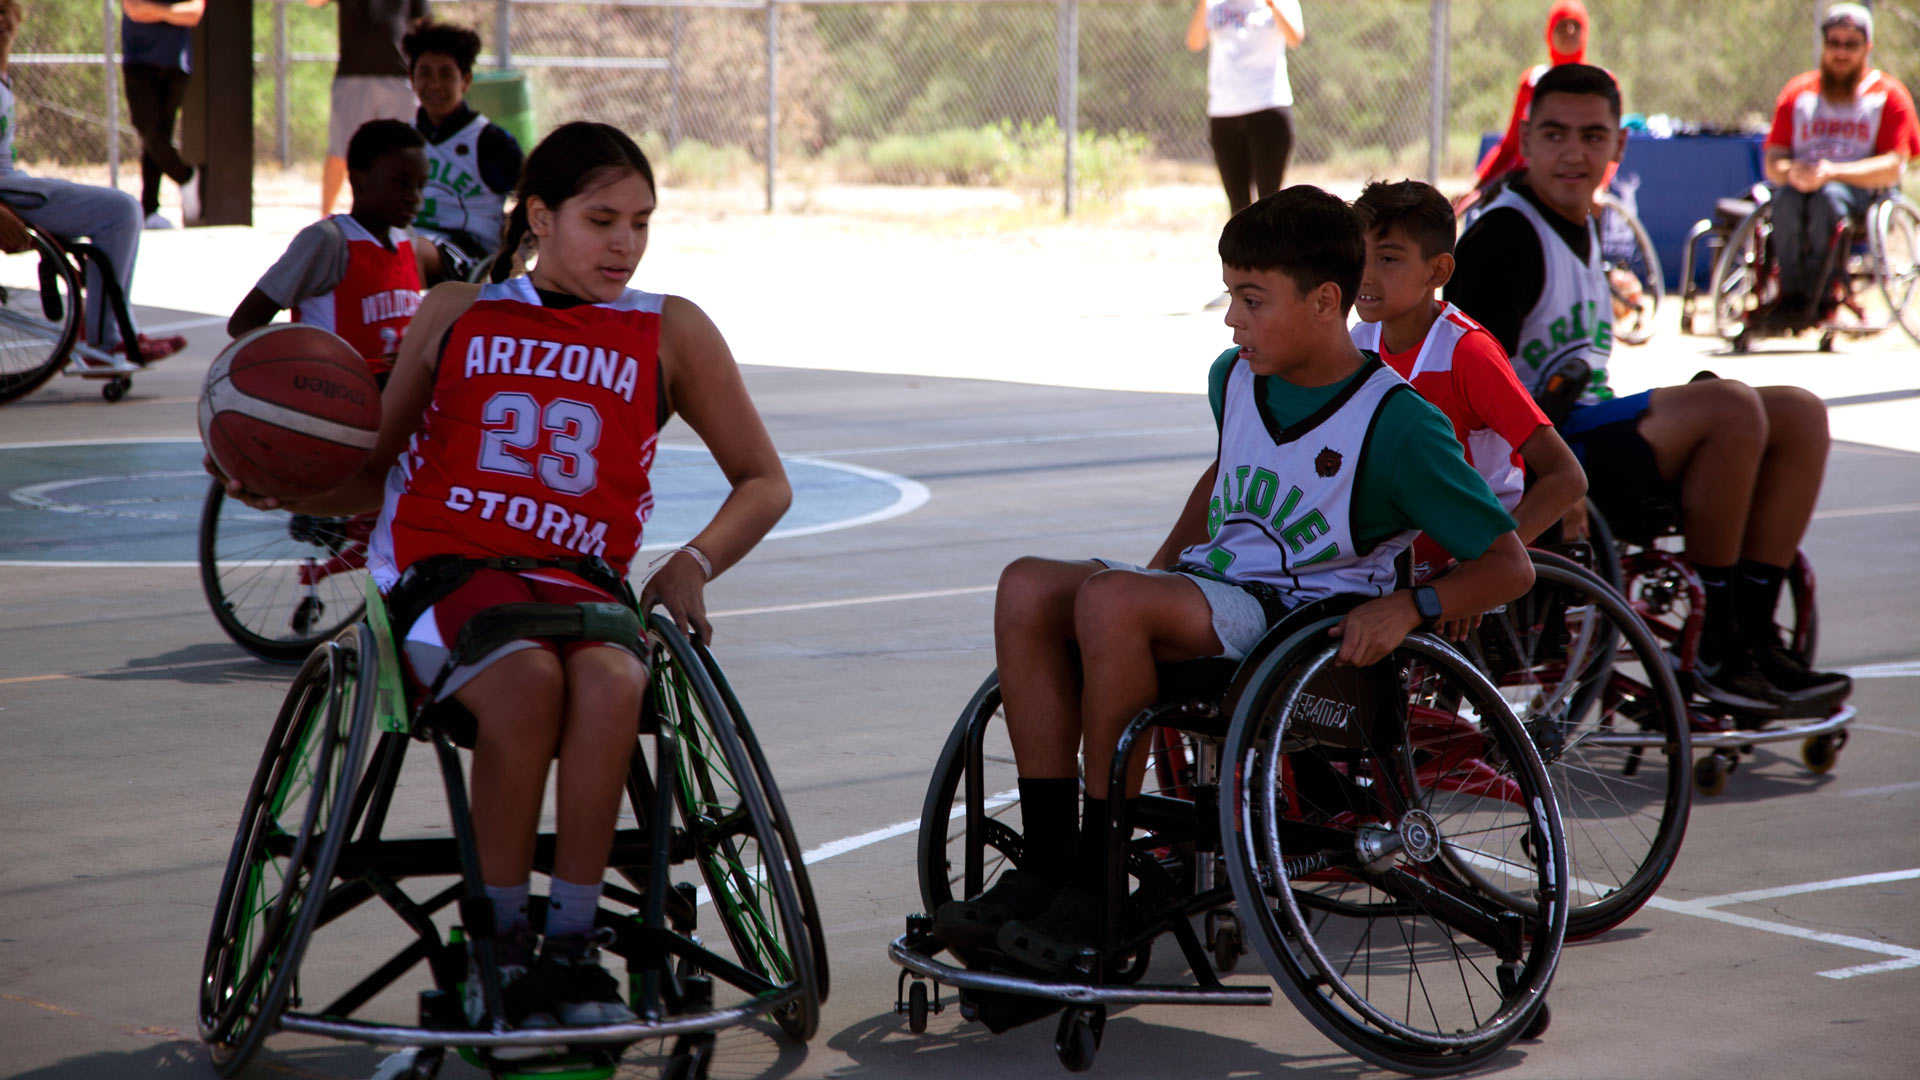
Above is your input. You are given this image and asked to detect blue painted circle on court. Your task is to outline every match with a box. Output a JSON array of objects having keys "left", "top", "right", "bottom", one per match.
[{"left": 0, "top": 441, "right": 925, "bottom": 565}]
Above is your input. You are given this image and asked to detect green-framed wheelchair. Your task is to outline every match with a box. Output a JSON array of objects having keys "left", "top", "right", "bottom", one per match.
[{"left": 197, "top": 558, "right": 827, "bottom": 1079}]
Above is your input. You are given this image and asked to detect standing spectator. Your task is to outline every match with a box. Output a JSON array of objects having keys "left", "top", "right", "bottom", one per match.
[
  {"left": 1761, "top": 2, "right": 1920, "bottom": 328},
  {"left": 119, "top": 0, "right": 202, "bottom": 229},
  {"left": 405, "top": 22, "right": 521, "bottom": 284},
  {"left": 1461, "top": 1, "right": 1599, "bottom": 211},
  {"left": 312, "top": 0, "right": 429, "bottom": 217},
  {"left": 1187, "top": 0, "right": 1304, "bottom": 307}
]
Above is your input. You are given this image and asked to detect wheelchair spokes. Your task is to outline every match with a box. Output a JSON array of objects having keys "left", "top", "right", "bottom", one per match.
[{"left": 199, "top": 482, "right": 371, "bottom": 663}]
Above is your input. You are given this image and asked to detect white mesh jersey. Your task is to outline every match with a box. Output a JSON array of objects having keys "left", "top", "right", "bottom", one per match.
[
  {"left": 1351, "top": 304, "right": 1524, "bottom": 512},
  {"left": 417, "top": 112, "right": 506, "bottom": 247},
  {"left": 1178, "top": 356, "right": 1416, "bottom": 604},
  {"left": 1484, "top": 186, "right": 1614, "bottom": 406}
]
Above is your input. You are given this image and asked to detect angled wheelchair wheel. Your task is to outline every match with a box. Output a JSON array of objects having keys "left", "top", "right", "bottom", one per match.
[
  {"left": 917, "top": 673, "right": 1027, "bottom": 923},
  {"left": 1710, "top": 201, "right": 1771, "bottom": 346},
  {"left": 1599, "top": 192, "right": 1665, "bottom": 346},
  {"left": 1870, "top": 195, "right": 1920, "bottom": 346},
  {"left": 688, "top": 636, "right": 831, "bottom": 1004},
  {"left": 199, "top": 626, "right": 375, "bottom": 1075},
  {"left": 0, "top": 223, "right": 82, "bottom": 404},
  {"left": 649, "top": 620, "right": 822, "bottom": 1042},
  {"left": 1222, "top": 623, "right": 1568, "bottom": 1074},
  {"left": 1467, "top": 551, "right": 1691, "bottom": 938},
  {"left": 199, "top": 481, "right": 371, "bottom": 663}
]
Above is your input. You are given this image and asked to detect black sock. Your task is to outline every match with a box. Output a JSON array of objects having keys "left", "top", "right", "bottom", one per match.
[
  {"left": 1017, "top": 778, "right": 1080, "bottom": 889},
  {"left": 1695, "top": 563, "right": 1738, "bottom": 664},
  {"left": 1735, "top": 559, "right": 1787, "bottom": 648}
]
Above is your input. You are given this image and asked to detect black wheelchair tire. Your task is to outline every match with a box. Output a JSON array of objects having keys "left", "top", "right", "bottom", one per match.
[
  {"left": 198, "top": 626, "right": 374, "bottom": 1074},
  {"left": 199, "top": 481, "right": 370, "bottom": 663},
  {"left": 0, "top": 226, "right": 82, "bottom": 405}
]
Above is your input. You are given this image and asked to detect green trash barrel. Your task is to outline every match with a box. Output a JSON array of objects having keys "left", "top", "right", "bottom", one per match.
[{"left": 467, "top": 69, "right": 535, "bottom": 152}]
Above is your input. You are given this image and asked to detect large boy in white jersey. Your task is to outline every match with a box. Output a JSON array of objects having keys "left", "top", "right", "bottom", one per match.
[
  {"left": 1446, "top": 63, "right": 1850, "bottom": 717},
  {"left": 1350, "top": 178, "right": 1586, "bottom": 585},
  {"left": 404, "top": 22, "right": 522, "bottom": 284},
  {"left": 933, "top": 186, "right": 1536, "bottom": 972}
]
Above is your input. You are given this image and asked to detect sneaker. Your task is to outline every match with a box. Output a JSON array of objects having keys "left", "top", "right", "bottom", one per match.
[
  {"left": 543, "top": 927, "right": 637, "bottom": 1026},
  {"left": 143, "top": 212, "right": 176, "bottom": 230},
  {"left": 463, "top": 922, "right": 557, "bottom": 1061},
  {"left": 111, "top": 332, "right": 187, "bottom": 363},
  {"left": 180, "top": 167, "right": 202, "bottom": 225},
  {"left": 932, "top": 869, "right": 1057, "bottom": 950},
  {"left": 1754, "top": 643, "right": 1852, "bottom": 704},
  {"left": 997, "top": 886, "right": 1101, "bottom": 975},
  {"left": 1691, "top": 648, "right": 1783, "bottom": 716}
]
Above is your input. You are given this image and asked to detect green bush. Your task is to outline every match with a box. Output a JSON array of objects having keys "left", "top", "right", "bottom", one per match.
[
  {"left": 867, "top": 127, "right": 1012, "bottom": 185},
  {"left": 661, "top": 139, "right": 753, "bottom": 189},
  {"left": 998, "top": 119, "right": 1148, "bottom": 207}
]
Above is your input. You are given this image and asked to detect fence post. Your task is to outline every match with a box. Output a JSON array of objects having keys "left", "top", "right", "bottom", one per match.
[
  {"left": 1057, "top": 0, "right": 1078, "bottom": 216},
  {"left": 766, "top": 2, "right": 779, "bottom": 213},
  {"left": 497, "top": 0, "right": 513, "bottom": 70},
  {"left": 1427, "top": 0, "right": 1449, "bottom": 185},
  {"left": 668, "top": 9, "right": 684, "bottom": 151},
  {"left": 275, "top": 0, "right": 290, "bottom": 167},
  {"left": 103, "top": 0, "right": 119, "bottom": 187}
]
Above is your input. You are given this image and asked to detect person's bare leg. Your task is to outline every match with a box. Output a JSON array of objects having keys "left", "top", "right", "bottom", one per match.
[
  {"left": 996, "top": 557, "right": 1103, "bottom": 779},
  {"left": 1073, "top": 570, "right": 1222, "bottom": 800},
  {"left": 459, "top": 648, "right": 566, "bottom": 888},
  {"left": 551, "top": 646, "right": 647, "bottom": 885},
  {"left": 321, "top": 155, "right": 349, "bottom": 217},
  {"left": 1742, "top": 386, "right": 1829, "bottom": 567},
  {"left": 1635, "top": 379, "right": 1769, "bottom": 565}
]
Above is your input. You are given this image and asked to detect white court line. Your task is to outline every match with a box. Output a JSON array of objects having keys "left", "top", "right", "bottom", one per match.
[
  {"left": 1810, "top": 502, "right": 1920, "bottom": 521},
  {"left": 137, "top": 315, "right": 228, "bottom": 335},
  {"left": 1833, "top": 779, "right": 1920, "bottom": 797},
  {"left": 1845, "top": 659, "right": 1920, "bottom": 680},
  {"left": 710, "top": 584, "right": 993, "bottom": 619},
  {"left": 1641, "top": 868, "right": 1920, "bottom": 979}
]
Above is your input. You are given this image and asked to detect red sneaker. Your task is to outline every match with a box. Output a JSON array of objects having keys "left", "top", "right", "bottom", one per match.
[{"left": 112, "top": 333, "right": 187, "bottom": 363}]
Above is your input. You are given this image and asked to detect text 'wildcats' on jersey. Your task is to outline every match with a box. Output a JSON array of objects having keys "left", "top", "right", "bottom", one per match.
[
  {"left": 369, "top": 277, "right": 666, "bottom": 584},
  {"left": 1178, "top": 356, "right": 1415, "bottom": 604}
]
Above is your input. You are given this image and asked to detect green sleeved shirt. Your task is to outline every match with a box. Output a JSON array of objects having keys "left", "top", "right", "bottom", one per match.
[{"left": 1205, "top": 347, "right": 1516, "bottom": 560}]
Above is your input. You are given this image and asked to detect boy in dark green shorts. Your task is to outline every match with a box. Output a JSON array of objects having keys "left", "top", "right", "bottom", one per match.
[{"left": 934, "top": 186, "right": 1536, "bottom": 971}]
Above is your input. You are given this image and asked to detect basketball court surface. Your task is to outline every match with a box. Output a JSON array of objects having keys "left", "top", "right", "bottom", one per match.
[{"left": 3, "top": 204, "right": 1918, "bottom": 1079}]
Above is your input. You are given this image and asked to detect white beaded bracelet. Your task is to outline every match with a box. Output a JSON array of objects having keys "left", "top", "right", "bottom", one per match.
[{"left": 678, "top": 544, "right": 714, "bottom": 581}]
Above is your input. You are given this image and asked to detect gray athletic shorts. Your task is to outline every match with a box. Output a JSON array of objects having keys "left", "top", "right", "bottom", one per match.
[
  {"left": 329, "top": 75, "right": 418, "bottom": 159},
  {"left": 1092, "top": 559, "right": 1272, "bottom": 661}
]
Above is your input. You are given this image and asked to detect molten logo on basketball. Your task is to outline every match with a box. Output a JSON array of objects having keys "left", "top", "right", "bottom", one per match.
[{"left": 292, "top": 375, "right": 369, "bottom": 407}]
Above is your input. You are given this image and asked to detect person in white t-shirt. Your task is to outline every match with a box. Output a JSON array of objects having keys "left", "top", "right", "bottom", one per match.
[{"left": 1188, "top": 2, "right": 1304, "bottom": 303}]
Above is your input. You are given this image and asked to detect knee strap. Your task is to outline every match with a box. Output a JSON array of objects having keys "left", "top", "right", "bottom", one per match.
[{"left": 449, "top": 601, "right": 643, "bottom": 665}]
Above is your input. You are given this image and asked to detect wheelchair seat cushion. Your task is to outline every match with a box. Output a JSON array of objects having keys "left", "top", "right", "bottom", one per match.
[{"left": 1715, "top": 198, "right": 1757, "bottom": 226}]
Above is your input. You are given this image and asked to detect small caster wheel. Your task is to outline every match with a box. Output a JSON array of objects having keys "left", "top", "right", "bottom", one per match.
[
  {"left": 290, "top": 595, "right": 324, "bottom": 634},
  {"left": 907, "top": 979, "right": 930, "bottom": 1034},
  {"left": 1523, "top": 1000, "right": 1552, "bottom": 1039},
  {"left": 1818, "top": 330, "right": 1837, "bottom": 352},
  {"left": 1210, "top": 916, "right": 1242, "bottom": 974},
  {"left": 1802, "top": 732, "right": 1842, "bottom": 773},
  {"left": 1054, "top": 1007, "right": 1104, "bottom": 1073},
  {"left": 1693, "top": 753, "right": 1729, "bottom": 796},
  {"left": 665, "top": 1032, "right": 714, "bottom": 1080},
  {"left": 102, "top": 376, "right": 130, "bottom": 402}
]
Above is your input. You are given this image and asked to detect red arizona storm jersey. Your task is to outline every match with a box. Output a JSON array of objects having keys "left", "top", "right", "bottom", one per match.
[
  {"left": 1766, "top": 69, "right": 1920, "bottom": 164},
  {"left": 371, "top": 276, "right": 664, "bottom": 580},
  {"left": 294, "top": 215, "right": 421, "bottom": 374}
]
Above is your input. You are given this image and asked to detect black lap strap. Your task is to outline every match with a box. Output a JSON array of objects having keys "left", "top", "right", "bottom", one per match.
[
  {"left": 449, "top": 601, "right": 643, "bottom": 665},
  {"left": 385, "top": 552, "right": 632, "bottom": 644}
]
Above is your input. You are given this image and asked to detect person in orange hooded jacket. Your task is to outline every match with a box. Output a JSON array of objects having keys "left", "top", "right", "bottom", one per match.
[{"left": 1458, "top": 1, "right": 1617, "bottom": 212}]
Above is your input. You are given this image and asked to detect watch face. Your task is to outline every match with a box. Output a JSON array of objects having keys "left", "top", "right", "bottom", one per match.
[{"left": 1416, "top": 587, "right": 1443, "bottom": 621}]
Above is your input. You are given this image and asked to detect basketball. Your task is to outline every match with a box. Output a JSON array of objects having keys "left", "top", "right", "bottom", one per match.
[{"left": 198, "top": 324, "right": 382, "bottom": 500}]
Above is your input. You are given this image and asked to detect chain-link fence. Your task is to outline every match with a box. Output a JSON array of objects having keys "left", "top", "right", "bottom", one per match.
[{"left": 16, "top": 0, "right": 1920, "bottom": 208}]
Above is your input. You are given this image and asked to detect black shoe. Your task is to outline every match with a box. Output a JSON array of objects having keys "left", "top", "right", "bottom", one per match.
[
  {"left": 997, "top": 887, "right": 1101, "bottom": 975},
  {"left": 542, "top": 928, "right": 637, "bottom": 1026},
  {"left": 1753, "top": 643, "right": 1852, "bottom": 713},
  {"left": 932, "top": 869, "right": 1055, "bottom": 950},
  {"left": 1692, "top": 649, "right": 1784, "bottom": 716}
]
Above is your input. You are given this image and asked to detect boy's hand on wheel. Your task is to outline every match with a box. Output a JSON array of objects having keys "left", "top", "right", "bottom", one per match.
[
  {"left": 1328, "top": 592, "right": 1423, "bottom": 668},
  {"left": 641, "top": 551, "right": 712, "bottom": 643}
]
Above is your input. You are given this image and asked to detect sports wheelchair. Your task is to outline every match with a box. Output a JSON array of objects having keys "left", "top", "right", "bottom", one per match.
[
  {"left": 890, "top": 597, "right": 1570, "bottom": 1076},
  {"left": 198, "top": 560, "right": 827, "bottom": 1079},
  {"left": 0, "top": 212, "right": 149, "bottom": 404},
  {"left": 1677, "top": 184, "right": 1920, "bottom": 353},
  {"left": 198, "top": 480, "right": 374, "bottom": 663},
  {"left": 1579, "top": 502, "right": 1853, "bottom": 797}
]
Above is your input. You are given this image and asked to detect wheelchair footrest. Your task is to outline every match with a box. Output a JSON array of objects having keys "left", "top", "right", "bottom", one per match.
[
  {"left": 1689, "top": 704, "right": 1854, "bottom": 750},
  {"left": 887, "top": 935, "right": 1271, "bottom": 1008},
  {"left": 277, "top": 984, "right": 801, "bottom": 1047}
]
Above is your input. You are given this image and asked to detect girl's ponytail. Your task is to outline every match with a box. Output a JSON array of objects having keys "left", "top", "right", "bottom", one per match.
[{"left": 491, "top": 201, "right": 529, "bottom": 283}]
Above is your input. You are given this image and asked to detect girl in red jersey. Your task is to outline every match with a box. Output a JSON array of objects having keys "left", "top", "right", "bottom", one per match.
[{"left": 215, "top": 121, "right": 791, "bottom": 1037}]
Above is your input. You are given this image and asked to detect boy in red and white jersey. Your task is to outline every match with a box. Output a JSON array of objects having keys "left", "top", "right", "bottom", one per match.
[
  {"left": 1350, "top": 179, "right": 1587, "bottom": 581},
  {"left": 228, "top": 119, "right": 427, "bottom": 375},
  {"left": 1762, "top": 3, "right": 1920, "bottom": 323}
]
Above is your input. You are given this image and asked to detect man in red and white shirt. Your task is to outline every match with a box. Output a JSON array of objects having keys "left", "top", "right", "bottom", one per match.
[{"left": 1763, "top": 3, "right": 1920, "bottom": 321}]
